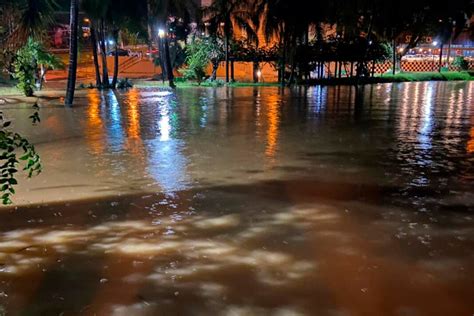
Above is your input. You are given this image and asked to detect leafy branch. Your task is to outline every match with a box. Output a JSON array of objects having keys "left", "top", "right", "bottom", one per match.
[{"left": 0, "top": 102, "right": 42, "bottom": 205}]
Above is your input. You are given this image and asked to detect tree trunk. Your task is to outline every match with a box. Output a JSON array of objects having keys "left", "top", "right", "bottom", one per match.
[
  {"left": 111, "top": 28, "right": 119, "bottom": 88},
  {"left": 224, "top": 35, "right": 229, "bottom": 83},
  {"left": 99, "top": 19, "right": 109, "bottom": 88},
  {"left": 164, "top": 36, "right": 175, "bottom": 88},
  {"left": 438, "top": 43, "right": 444, "bottom": 72},
  {"left": 211, "top": 60, "right": 218, "bottom": 81},
  {"left": 91, "top": 23, "right": 102, "bottom": 87},
  {"left": 253, "top": 61, "right": 259, "bottom": 83},
  {"left": 392, "top": 38, "right": 396, "bottom": 75},
  {"left": 39, "top": 64, "right": 45, "bottom": 90},
  {"left": 230, "top": 60, "right": 235, "bottom": 82},
  {"left": 65, "top": 0, "right": 78, "bottom": 106},
  {"left": 156, "top": 36, "right": 166, "bottom": 83},
  {"left": 146, "top": 0, "right": 155, "bottom": 50},
  {"left": 280, "top": 32, "right": 288, "bottom": 86}
]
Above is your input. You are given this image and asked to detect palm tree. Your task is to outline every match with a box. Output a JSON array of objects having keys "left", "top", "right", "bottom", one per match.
[
  {"left": 0, "top": 0, "right": 56, "bottom": 55},
  {"left": 65, "top": 0, "right": 79, "bottom": 105},
  {"left": 89, "top": 21, "right": 102, "bottom": 87},
  {"left": 147, "top": 0, "right": 197, "bottom": 88},
  {"left": 81, "top": 0, "right": 111, "bottom": 88},
  {"left": 257, "top": 0, "right": 326, "bottom": 85},
  {"left": 204, "top": 0, "right": 255, "bottom": 83}
]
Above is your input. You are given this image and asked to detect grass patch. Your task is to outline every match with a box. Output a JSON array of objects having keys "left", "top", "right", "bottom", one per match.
[
  {"left": 0, "top": 86, "right": 20, "bottom": 96},
  {"left": 133, "top": 79, "right": 279, "bottom": 89},
  {"left": 0, "top": 76, "right": 20, "bottom": 96},
  {"left": 379, "top": 71, "right": 473, "bottom": 82},
  {"left": 303, "top": 71, "right": 473, "bottom": 86}
]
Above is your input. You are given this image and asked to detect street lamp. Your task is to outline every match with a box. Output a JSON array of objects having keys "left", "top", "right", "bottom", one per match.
[{"left": 432, "top": 41, "right": 438, "bottom": 46}]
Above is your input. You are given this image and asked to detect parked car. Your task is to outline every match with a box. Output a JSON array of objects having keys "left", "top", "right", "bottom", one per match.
[{"left": 107, "top": 48, "right": 130, "bottom": 56}]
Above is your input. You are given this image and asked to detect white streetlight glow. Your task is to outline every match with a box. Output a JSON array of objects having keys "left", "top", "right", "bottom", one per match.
[
  {"left": 158, "top": 29, "right": 165, "bottom": 38},
  {"left": 432, "top": 41, "right": 438, "bottom": 46}
]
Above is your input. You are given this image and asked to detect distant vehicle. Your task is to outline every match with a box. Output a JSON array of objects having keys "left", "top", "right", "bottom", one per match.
[
  {"left": 107, "top": 48, "right": 130, "bottom": 56},
  {"left": 146, "top": 48, "right": 159, "bottom": 56}
]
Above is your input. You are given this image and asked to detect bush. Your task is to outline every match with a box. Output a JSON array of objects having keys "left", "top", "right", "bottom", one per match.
[
  {"left": 179, "top": 37, "right": 223, "bottom": 84},
  {"left": 453, "top": 56, "right": 469, "bottom": 71},
  {"left": 205, "top": 78, "right": 225, "bottom": 87},
  {"left": 117, "top": 78, "right": 133, "bottom": 89},
  {"left": 12, "top": 38, "right": 63, "bottom": 96}
]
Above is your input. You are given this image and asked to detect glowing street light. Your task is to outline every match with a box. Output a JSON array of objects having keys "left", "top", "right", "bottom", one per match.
[
  {"left": 432, "top": 41, "right": 439, "bottom": 46},
  {"left": 158, "top": 29, "right": 166, "bottom": 38},
  {"left": 108, "top": 39, "right": 114, "bottom": 45}
]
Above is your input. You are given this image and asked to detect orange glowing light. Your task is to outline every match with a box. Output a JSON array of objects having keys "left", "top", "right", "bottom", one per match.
[
  {"left": 85, "top": 91, "right": 105, "bottom": 155},
  {"left": 265, "top": 95, "right": 280, "bottom": 160},
  {"left": 126, "top": 88, "right": 140, "bottom": 139},
  {"left": 468, "top": 127, "right": 474, "bottom": 153}
]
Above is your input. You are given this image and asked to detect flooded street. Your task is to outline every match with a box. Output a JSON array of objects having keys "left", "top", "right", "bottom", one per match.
[{"left": 0, "top": 82, "right": 473, "bottom": 315}]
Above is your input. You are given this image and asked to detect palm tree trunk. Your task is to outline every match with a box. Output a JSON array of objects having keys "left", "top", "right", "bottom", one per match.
[
  {"left": 230, "top": 60, "right": 235, "bottom": 82},
  {"left": 65, "top": 0, "right": 78, "bottom": 106},
  {"left": 146, "top": 0, "right": 155, "bottom": 50},
  {"left": 438, "top": 43, "right": 444, "bottom": 72},
  {"left": 156, "top": 32, "right": 166, "bottom": 82},
  {"left": 163, "top": 36, "right": 175, "bottom": 88},
  {"left": 224, "top": 35, "right": 229, "bottom": 83},
  {"left": 392, "top": 38, "right": 396, "bottom": 75},
  {"left": 90, "top": 23, "right": 102, "bottom": 87},
  {"left": 253, "top": 61, "right": 259, "bottom": 83},
  {"left": 99, "top": 19, "right": 109, "bottom": 88},
  {"left": 211, "top": 60, "right": 218, "bottom": 81},
  {"left": 111, "top": 28, "right": 119, "bottom": 88}
]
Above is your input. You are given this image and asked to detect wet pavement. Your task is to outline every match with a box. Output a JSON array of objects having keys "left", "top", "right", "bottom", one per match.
[{"left": 0, "top": 82, "right": 473, "bottom": 315}]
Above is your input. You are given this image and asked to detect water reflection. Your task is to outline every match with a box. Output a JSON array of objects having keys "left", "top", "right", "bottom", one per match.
[
  {"left": 264, "top": 94, "right": 281, "bottom": 162},
  {"left": 125, "top": 88, "right": 140, "bottom": 139},
  {"left": 2, "top": 82, "right": 473, "bottom": 315},
  {"left": 105, "top": 91, "right": 126, "bottom": 153},
  {"left": 147, "top": 92, "right": 189, "bottom": 193},
  {"left": 85, "top": 90, "right": 105, "bottom": 155}
]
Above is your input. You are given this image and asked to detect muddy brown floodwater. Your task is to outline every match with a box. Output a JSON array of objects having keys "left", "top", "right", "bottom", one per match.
[{"left": 0, "top": 82, "right": 473, "bottom": 315}]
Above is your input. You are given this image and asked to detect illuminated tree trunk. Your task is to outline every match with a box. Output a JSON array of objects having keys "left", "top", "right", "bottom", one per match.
[
  {"left": 224, "top": 35, "right": 229, "bottom": 83},
  {"left": 65, "top": 0, "right": 78, "bottom": 106},
  {"left": 99, "top": 19, "right": 109, "bottom": 88},
  {"left": 90, "top": 23, "right": 102, "bottom": 87},
  {"left": 111, "top": 28, "right": 119, "bottom": 88},
  {"left": 164, "top": 35, "right": 175, "bottom": 88}
]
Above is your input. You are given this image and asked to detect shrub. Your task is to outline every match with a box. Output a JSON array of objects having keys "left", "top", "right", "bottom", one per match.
[
  {"left": 452, "top": 56, "right": 469, "bottom": 71},
  {"left": 117, "top": 78, "right": 133, "bottom": 89},
  {"left": 179, "top": 37, "right": 223, "bottom": 84},
  {"left": 12, "top": 38, "right": 63, "bottom": 96}
]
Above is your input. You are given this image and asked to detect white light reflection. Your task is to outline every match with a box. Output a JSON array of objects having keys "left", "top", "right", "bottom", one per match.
[
  {"left": 105, "top": 90, "right": 125, "bottom": 152},
  {"left": 146, "top": 93, "right": 189, "bottom": 193},
  {"left": 311, "top": 86, "right": 327, "bottom": 113},
  {"left": 417, "top": 83, "right": 434, "bottom": 151}
]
